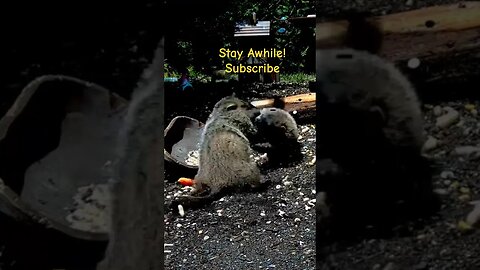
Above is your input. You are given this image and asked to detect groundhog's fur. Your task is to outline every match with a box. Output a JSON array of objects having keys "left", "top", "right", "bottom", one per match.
[
  {"left": 315, "top": 13, "right": 438, "bottom": 242},
  {"left": 254, "top": 107, "right": 302, "bottom": 165},
  {"left": 173, "top": 95, "right": 265, "bottom": 209}
]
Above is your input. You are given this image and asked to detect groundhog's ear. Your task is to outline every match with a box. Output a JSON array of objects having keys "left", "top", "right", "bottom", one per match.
[{"left": 225, "top": 102, "right": 238, "bottom": 111}]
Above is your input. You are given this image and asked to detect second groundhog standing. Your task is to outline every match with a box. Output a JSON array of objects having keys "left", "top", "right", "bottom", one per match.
[{"left": 254, "top": 107, "right": 302, "bottom": 165}]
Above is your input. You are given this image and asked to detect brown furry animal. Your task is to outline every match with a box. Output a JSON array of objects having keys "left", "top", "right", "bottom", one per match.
[
  {"left": 173, "top": 94, "right": 266, "bottom": 209},
  {"left": 315, "top": 13, "right": 438, "bottom": 243},
  {"left": 254, "top": 107, "right": 302, "bottom": 165}
]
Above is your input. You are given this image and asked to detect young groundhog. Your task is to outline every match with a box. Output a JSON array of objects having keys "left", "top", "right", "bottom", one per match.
[
  {"left": 172, "top": 94, "right": 266, "bottom": 209},
  {"left": 316, "top": 13, "right": 438, "bottom": 240},
  {"left": 254, "top": 107, "right": 302, "bottom": 165}
]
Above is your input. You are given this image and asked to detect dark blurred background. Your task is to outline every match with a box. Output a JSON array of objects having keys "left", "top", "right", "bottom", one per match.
[{"left": 0, "top": 1, "right": 164, "bottom": 115}]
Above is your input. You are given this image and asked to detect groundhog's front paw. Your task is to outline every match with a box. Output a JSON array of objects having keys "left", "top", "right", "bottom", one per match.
[{"left": 255, "top": 153, "right": 269, "bottom": 167}]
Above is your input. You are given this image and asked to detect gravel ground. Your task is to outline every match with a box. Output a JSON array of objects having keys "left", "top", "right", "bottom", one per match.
[
  {"left": 319, "top": 100, "right": 480, "bottom": 270},
  {"left": 164, "top": 82, "right": 316, "bottom": 270}
]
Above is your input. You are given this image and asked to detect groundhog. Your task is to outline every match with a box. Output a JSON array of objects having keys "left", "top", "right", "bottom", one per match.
[
  {"left": 254, "top": 107, "right": 302, "bottom": 165},
  {"left": 172, "top": 94, "right": 266, "bottom": 209},
  {"left": 315, "top": 12, "right": 438, "bottom": 240}
]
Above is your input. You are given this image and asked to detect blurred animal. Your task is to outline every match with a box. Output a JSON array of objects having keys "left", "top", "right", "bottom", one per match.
[{"left": 315, "top": 12, "right": 438, "bottom": 241}]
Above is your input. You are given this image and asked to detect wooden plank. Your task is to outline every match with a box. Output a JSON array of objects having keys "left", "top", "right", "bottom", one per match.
[
  {"left": 251, "top": 93, "right": 316, "bottom": 113},
  {"left": 316, "top": 2, "right": 480, "bottom": 62}
]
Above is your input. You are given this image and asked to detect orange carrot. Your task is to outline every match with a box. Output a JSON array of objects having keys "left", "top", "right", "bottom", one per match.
[{"left": 178, "top": 177, "right": 195, "bottom": 186}]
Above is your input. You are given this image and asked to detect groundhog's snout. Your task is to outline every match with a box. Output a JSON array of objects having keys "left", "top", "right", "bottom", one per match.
[{"left": 254, "top": 109, "right": 264, "bottom": 123}]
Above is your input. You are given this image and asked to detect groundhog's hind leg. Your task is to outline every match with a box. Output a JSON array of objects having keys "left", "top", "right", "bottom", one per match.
[{"left": 242, "top": 162, "right": 270, "bottom": 191}]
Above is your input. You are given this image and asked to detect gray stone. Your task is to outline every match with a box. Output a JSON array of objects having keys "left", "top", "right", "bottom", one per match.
[{"left": 436, "top": 107, "right": 460, "bottom": 128}]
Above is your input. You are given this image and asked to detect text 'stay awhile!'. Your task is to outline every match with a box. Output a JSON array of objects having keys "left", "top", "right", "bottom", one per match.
[{"left": 219, "top": 48, "right": 285, "bottom": 73}]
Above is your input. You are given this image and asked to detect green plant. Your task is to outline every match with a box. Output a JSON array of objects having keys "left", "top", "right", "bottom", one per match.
[
  {"left": 280, "top": 73, "right": 315, "bottom": 83},
  {"left": 164, "top": 61, "right": 179, "bottom": 78}
]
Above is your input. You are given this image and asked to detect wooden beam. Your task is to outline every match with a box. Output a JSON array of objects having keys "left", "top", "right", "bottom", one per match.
[
  {"left": 316, "top": 2, "right": 480, "bottom": 62},
  {"left": 250, "top": 92, "right": 316, "bottom": 113}
]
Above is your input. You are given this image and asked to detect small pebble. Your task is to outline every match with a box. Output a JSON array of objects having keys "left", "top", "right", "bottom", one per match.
[
  {"left": 466, "top": 202, "right": 480, "bottom": 226},
  {"left": 457, "top": 220, "right": 473, "bottom": 232},
  {"left": 308, "top": 156, "right": 316, "bottom": 166},
  {"left": 407, "top": 57, "right": 420, "bottom": 68},
  {"left": 417, "top": 234, "right": 427, "bottom": 240},
  {"left": 453, "top": 146, "right": 480, "bottom": 156},
  {"left": 450, "top": 181, "right": 460, "bottom": 189},
  {"left": 383, "top": 262, "right": 397, "bottom": 270},
  {"left": 304, "top": 249, "right": 314, "bottom": 255},
  {"left": 178, "top": 205, "right": 185, "bottom": 217},
  {"left": 436, "top": 107, "right": 459, "bottom": 128},
  {"left": 440, "top": 171, "right": 454, "bottom": 179},
  {"left": 203, "top": 235, "right": 210, "bottom": 241},
  {"left": 459, "top": 194, "right": 471, "bottom": 202},
  {"left": 439, "top": 248, "right": 449, "bottom": 256},
  {"left": 414, "top": 261, "right": 428, "bottom": 270},
  {"left": 422, "top": 136, "right": 438, "bottom": 152},
  {"left": 433, "top": 106, "right": 443, "bottom": 116},
  {"left": 434, "top": 188, "right": 448, "bottom": 195}
]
